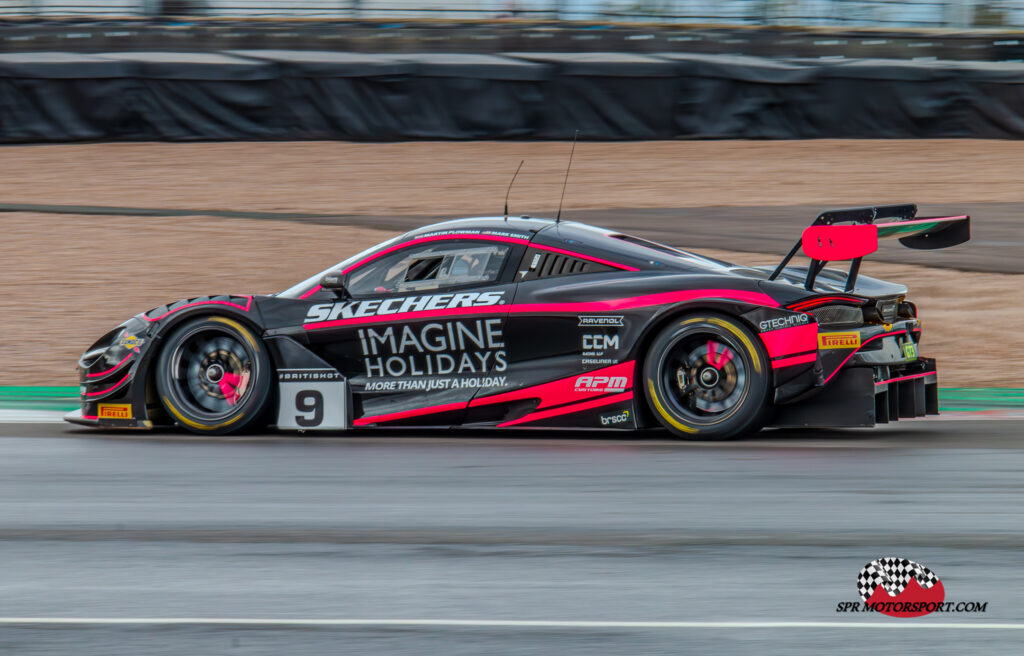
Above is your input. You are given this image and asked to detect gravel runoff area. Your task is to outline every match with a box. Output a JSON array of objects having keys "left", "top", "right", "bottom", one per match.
[
  {"left": 2, "top": 212, "right": 1018, "bottom": 388},
  {"left": 1, "top": 140, "right": 1023, "bottom": 217}
]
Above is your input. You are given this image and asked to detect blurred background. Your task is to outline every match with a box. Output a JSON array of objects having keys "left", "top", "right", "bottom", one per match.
[
  {"left": 5, "top": 1, "right": 1024, "bottom": 27},
  {"left": 1, "top": 2, "right": 1023, "bottom": 655}
]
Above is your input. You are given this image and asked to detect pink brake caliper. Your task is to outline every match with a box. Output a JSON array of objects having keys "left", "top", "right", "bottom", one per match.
[
  {"left": 706, "top": 340, "right": 734, "bottom": 370},
  {"left": 218, "top": 372, "right": 243, "bottom": 406}
]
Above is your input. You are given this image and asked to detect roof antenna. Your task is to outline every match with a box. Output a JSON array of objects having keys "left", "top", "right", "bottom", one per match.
[
  {"left": 555, "top": 130, "right": 579, "bottom": 224},
  {"left": 503, "top": 160, "right": 524, "bottom": 222}
]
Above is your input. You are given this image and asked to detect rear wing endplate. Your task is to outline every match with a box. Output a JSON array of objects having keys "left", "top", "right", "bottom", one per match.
[{"left": 768, "top": 204, "right": 971, "bottom": 291}]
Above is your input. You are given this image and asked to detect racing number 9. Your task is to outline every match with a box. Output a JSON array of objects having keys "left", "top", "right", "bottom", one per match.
[{"left": 295, "top": 390, "right": 324, "bottom": 427}]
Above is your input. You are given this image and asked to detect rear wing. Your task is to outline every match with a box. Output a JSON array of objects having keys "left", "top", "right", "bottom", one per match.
[{"left": 768, "top": 204, "right": 971, "bottom": 291}]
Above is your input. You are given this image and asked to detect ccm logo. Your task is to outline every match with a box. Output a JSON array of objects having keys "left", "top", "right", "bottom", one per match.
[
  {"left": 575, "top": 375, "right": 629, "bottom": 393},
  {"left": 582, "top": 334, "right": 619, "bottom": 350}
]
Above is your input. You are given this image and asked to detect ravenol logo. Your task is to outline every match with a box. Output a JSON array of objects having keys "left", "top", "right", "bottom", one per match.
[
  {"left": 574, "top": 375, "right": 628, "bottom": 393},
  {"left": 818, "top": 332, "right": 861, "bottom": 349}
]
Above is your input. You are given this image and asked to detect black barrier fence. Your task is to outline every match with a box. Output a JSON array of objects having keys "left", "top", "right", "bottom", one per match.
[{"left": 5, "top": 50, "right": 1024, "bottom": 141}]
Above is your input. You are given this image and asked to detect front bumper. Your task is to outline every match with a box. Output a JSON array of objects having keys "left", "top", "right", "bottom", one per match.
[{"left": 64, "top": 407, "right": 153, "bottom": 429}]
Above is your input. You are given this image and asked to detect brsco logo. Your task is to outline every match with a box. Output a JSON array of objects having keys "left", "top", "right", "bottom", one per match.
[
  {"left": 574, "top": 375, "right": 628, "bottom": 393},
  {"left": 600, "top": 410, "right": 631, "bottom": 426}
]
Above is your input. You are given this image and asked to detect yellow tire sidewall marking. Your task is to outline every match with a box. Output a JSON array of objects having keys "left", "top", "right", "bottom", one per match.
[
  {"left": 707, "top": 317, "right": 762, "bottom": 375},
  {"left": 208, "top": 315, "right": 259, "bottom": 351},
  {"left": 647, "top": 379, "right": 697, "bottom": 434},
  {"left": 162, "top": 395, "right": 246, "bottom": 431}
]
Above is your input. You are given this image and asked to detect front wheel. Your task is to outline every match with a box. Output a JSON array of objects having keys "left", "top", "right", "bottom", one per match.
[
  {"left": 642, "top": 313, "right": 771, "bottom": 440},
  {"left": 156, "top": 316, "right": 271, "bottom": 435}
]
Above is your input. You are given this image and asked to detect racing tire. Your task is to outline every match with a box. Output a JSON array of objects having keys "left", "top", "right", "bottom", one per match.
[
  {"left": 643, "top": 312, "right": 771, "bottom": 440},
  {"left": 155, "top": 316, "right": 272, "bottom": 435}
]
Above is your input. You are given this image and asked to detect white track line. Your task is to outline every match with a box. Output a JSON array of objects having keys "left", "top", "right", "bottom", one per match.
[
  {"left": 0, "top": 410, "right": 68, "bottom": 423},
  {"left": 0, "top": 618, "right": 1019, "bottom": 629}
]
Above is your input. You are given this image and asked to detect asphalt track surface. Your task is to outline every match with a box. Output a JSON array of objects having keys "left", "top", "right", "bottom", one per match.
[
  {"left": 4, "top": 201, "right": 1021, "bottom": 272},
  {"left": 1, "top": 419, "right": 1023, "bottom": 654}
]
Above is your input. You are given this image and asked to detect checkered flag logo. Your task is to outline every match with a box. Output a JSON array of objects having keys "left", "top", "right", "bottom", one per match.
[{"left": 857, "top": 557, "right": 940, "bottom": 601}]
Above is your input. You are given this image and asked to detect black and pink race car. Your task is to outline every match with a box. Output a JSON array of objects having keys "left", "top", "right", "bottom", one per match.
[{"left": 68, "top": 204, "right": 969, "bottom": 439}]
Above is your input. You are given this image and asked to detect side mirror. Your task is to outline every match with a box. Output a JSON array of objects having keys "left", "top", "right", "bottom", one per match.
[{"left": 319, "top": 273, "right": 350, "bottom": 299}]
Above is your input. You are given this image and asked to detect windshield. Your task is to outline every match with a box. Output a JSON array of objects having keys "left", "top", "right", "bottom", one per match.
[{"left": 276, "top": 234, "right": 405, "bottom": 299}]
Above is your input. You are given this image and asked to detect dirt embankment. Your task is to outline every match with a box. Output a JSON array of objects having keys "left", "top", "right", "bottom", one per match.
[{"left": 2, "top": 213, "right": 1016, "bottom": 387}]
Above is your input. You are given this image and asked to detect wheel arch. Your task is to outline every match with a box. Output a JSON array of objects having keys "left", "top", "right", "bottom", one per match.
[
  {"left": 629, "top": 300, "right": 769, "bottom": 428},
  {"left": 137, "top": 308, "right": 270, "bottom": 426}
]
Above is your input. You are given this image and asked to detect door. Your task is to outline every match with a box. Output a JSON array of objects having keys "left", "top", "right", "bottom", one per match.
[{"left": 302, "top": 238, "right": 521, "bottom": 425}]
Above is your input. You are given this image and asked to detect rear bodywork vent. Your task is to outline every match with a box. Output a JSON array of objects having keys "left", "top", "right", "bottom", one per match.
[
  {"left": 863, "top": 297, "right": 902, "bottom": 324},
  {"left": 809, "top": 305, "right": 863, "bottom": 327},
  {"left": 876, "top": 298, "right": 899, "bottom": 323},
  {"left": 519, "top": 248, "right": 612, "bottom": 281}
]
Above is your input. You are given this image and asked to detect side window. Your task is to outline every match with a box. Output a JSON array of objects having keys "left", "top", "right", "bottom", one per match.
[{"left": 347, "top": 242, "right": 511, "bottom": 296}]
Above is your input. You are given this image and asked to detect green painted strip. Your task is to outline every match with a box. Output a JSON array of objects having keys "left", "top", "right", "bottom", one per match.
[
  {"left": 0, "top": 386, "right": 79, "bottom": 412},
  {"left": 2, "top": 387, "right": 1023, "bottom": 414},
  {"left": 938, "top": 388, "right": 1024, "bottom": 410},
  {"left": 0, "top": 388, "right": 77, "bottom": 399}
]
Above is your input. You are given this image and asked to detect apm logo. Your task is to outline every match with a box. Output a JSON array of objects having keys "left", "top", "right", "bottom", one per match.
[{"left": 574, "top": 375, "right": 628, "bottom": 393}]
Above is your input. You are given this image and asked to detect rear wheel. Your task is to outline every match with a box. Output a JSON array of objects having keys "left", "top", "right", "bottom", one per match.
[
  {"left": 156, "top": 316, "right": 271, "bottom": 435},
  {"left": 643, "top": 313, "right": 771, "bottom": 440}
]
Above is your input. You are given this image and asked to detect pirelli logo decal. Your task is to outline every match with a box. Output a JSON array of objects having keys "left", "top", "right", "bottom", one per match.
[
  {"left": 97, "top": 403, "right": 132, "bottom": 420},
  {"left": 819, "top": 332, "right": 861, "bottom": 350}
]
